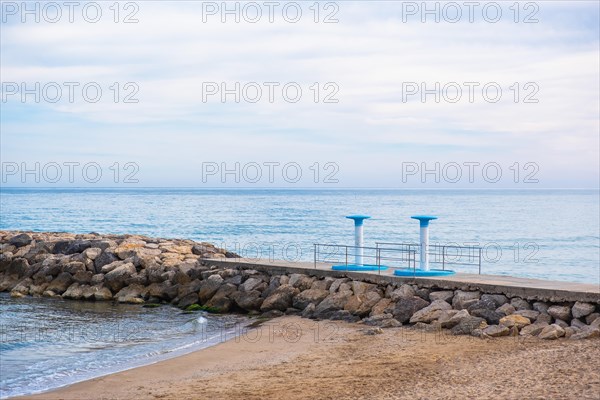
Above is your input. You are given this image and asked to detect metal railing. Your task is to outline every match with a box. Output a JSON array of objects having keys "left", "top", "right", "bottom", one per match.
[
  {"left": 313, "top": 243, "right": 417, "bottom": 275},
  {"left": 376, "top": 242, "right": 483, "bottom": 274}
]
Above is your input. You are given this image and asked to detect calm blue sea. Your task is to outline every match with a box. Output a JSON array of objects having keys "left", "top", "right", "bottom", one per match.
[{"left": 0, "top": 188, "right": 598, "bottom": 284}]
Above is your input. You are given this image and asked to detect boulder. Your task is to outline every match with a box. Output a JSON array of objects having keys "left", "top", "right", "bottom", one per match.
[
  {"left": 329, "top": 278, "right": 350, "bottom": 293},
  {"left": 390, "top": 285, "right": 416, "bottom": 301},
  {"left": 260, "top": 284, "right": 300, "bottom": 312},
  {"left": 510, "top": 298, "right": 532, "bottom": 311},
  {"left": 496, "top": 303, "right": 516, "bottom": 316},
  {"left": 114, "top": 284, "right": 145, "bottom": 303},
  {"left": 393, "top": 296, "right": 430, "bottom": 323},
  {"left": 428, "top": 290, "right": 454, "bottom": 303},
  {"left": 519, "top": 322, "right": 549, "bottom": 337},
  {"left": 92, "top": 285, "right": 113, "bottom": 301},
  {"left": 438, "top": 309, "right": 465, "bottom": 328},
  {"left": 46, "top": 272, "right": 74, "bottom": 294},
  {"left": 232, "top": 290, "right": 263, "bottom": 311},
  {"left": 62, "top": 283, "right": 85, "bottom": 300},
  {"left": 344, "top": 291, "right": 382, "bottom": 317},
  {"left": 351, "top": 281, "right": 376, "bottom": 295},
  {"left": 452, "top": 290, "right": 480, "bottom": 310},
  {"left": 480, "top": 294, "right": 508, "bottom": 307},
  {"left": 313, "top": 290, "right": 353, "bottom": 318},
  {"left": 451, "top": 316, "right": 487, "bottom": 335},
  {"left": 548, "top": 305, "right": 571, "bottom": 321},
  {"left": 370, "top": 298, "right": 393, "bottom": 317},
  {"left": 570, "top": 327, "right": 600, "bottom": 340},
  {"left": 514, "top": 310, "right": 540, "bottom": 321},
  {"left": 586, "top": 313, "right": 600, "bottom": 325},
  {"left": 178, "top": 293, "right": 199, "bottom": 308},
  {"left": 177, "top": 279, "right": 202, "bottom": 298},
  {"left": 198, "top": 274, "right": 224, "bottom": 303},
  {"left": 470, "top": 309, "right": 504, "bottom": 325},
  {"left": 311, "top": 278, "right": 334, "bottom": 291},
  {"left": 63, "top": 261, "right": 86, "bottom": 275},
  {"left": 73, "top": 270, "right": 93, "bottom": 284},
  {"left": 536, "top": 313, "right": 553, "bottom": 324},
  {"left": 292, "top": 289, "right": 330, "bottom": 310},
  {"left": 239, "top": 277, "right": 263, "bottom": 292},
  {"left": 83, "top": 248, "right": 102, "bottom": 260},
  {"left": 9, "top": 233, "right": 32, "bottom": 248},
  {"left": 483, "top": 324, "right": 510, "bottom": 337},
  {"left": 104, "top": 263, "right": 136, "bottom": 292},
  {"left": 572, "top": 302, "right": 596, "bottom": 319},
  {"left": 570, "top": 318, "right": 587, "bottom": 329},
  {"left": 467, "top": 298, "right": 497, "bottom": 312},
  {"left": 289, "top": 274, "right": 315, "bottom": 291},
  {"left": 205, "top": 283, "right": 237, "bottom": 313},
  {"left": 362, "top": 313, "right": 402, "bottom": 328},
  {"left": 499, "top": 314, "right": 531, "bottom": 329},
  {"left": 532, "top": 301, "right": 550, "bottom": 314},
  {"left": 94, "top": 250, "right": 119, "bottom": 272},
  {"left": 538, "top": 324, "right": 565, "bottom": 340},
  {"left": 409, "top": 300, "right": 452, "bottom": 324}
]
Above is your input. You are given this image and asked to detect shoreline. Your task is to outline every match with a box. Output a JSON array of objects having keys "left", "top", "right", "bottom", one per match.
[{"left": 15, "top": 316, "right": 600, "bottom": 400}]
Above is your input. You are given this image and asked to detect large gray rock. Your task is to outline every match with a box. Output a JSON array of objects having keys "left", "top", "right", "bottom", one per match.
[
  {"left": 390, "top": 285, "right": 416, "bottom": 301},
  {"left": 548, "top": 305, "right": 571, "bottom": 321},
  {"left": 177, "top": 279, "right": 202, "bottom": 298},
  {"left": 393, "top": 296, "right": 429, "bottom": 323},
  {"left": 239, "top": 277, "right": 263, "bottom": 292},
  {"left": 572, "top": 302, "right": 596, "bottom": 319},
  {"left": 46, "top": 272, "right": 74, "bottom": 294},
  {"left": 104, "top": 263, "right": 136, "bottom": 292},
  {"left": 362, "top": 314, "right": 401, "bottom": 328},
  {"left": 114, "top": 284, "right": 145, "bottom": 303},
  {"left": 9, "top": 234, "right": 33, "bottom": 248},
  {"left": 532, "top": 301, "right": 550, "bottom": 314},
  {"left": 232, "top": 290, "right": 263, "bottom": 311},
  {"left": 519, "top": 322, "right": 549, "bottom": 337},
  {"left": 205, "top": 283, "right": 237, "bottom": 313},
  {"left": 438, "top": 309, "right": 465, "bottom": 328},
  {"left": 451, "top": 316, "right": 487, "bottom": 335},
  {"left": 261, "top": 284, "right": 300, "bottom": 312},
  {"left": 292, "top": 289, "right": 330, "bottom": 310},
  {"left": 569, "top": 327, "right": 600, "bottom": 340},
  {"left": 539, "top": 324, "right": 565, "bottom": 340},
  {"left": 409, "top": 300, "right": 452, "bottom": 324},
  {"left": 467, "top": 298, "right": 497, "bottom": 312},
  {"left": 470, "top": 309, "right": 504, "bottom": 325},
  {"left": 344, "top": 291, "right": 382, "bottom": 317},
  {"left": 94, "top": 250, "right": 119, "bottom": 272},
  {"left": 481, "top": 294, "right": 508, "bottom": 307},
  {"left": 62, "top": 282, "right": 85, "bottom": 299},
  {"left": 452, "top": 290, "right": 480, "bottom": 310},
  {"left": 514, "top": 310, "right": 540, "bottom": 321},
  {"left": 289, "top": 274, "right": 315, "bottom": 291},
  {"left": 510, "top": 298, "right": 532, "bottom": 311},
  {"left": 370, "top": 298, "right": 393, "bottom": 317},
  {"left": 198, "top": 274, "right": 224, "bottom": 303},
  {"left": 313, "top": 290, "right": 353, "bottom": 318},
  {"left": 483, "top": 324, "right": 510, "bottom": 337},
  {"left": 178, "top": 293, "right": 199, "bottom": 308},
  {"left": 428, "top": 290, "right": 454, "bottom": 303},
  {"left": 586, "top": 313, "right": 600, "bottom": 325}
]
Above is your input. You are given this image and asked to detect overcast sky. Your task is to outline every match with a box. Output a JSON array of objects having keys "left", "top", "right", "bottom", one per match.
[{"left": 1, "top": 1, "right": 598, "bottom": 188}]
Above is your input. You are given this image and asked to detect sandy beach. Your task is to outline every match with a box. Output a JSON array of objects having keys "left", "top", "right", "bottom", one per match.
[{"left": 18, "top": 316, "right": 600, "bottom": 400}]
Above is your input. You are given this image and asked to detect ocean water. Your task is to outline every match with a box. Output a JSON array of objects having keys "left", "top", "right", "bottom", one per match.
[
  {"left": 0, "top": 293, "right": 246, "bottom": 398},
  {"left": 0, "top": 188, "right": 598, "bottom": 284}
]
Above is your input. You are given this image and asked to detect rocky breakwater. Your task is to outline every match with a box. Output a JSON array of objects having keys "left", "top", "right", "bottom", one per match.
[{"left": 1, "top": 231, "right": 599, "bottom": 341}]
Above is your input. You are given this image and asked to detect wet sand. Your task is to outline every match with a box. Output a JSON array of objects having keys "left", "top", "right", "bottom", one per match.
[{"left": 19, "top": 316, "right": 600, "bottom": 400}]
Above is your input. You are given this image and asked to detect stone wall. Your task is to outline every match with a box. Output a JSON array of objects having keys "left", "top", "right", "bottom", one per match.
[{"left": 1, "top": 231, "right": 599, "bottom": 341}]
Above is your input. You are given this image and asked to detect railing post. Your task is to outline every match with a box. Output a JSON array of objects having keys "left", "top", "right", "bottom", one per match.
[
  {"left": 345, "top": 246, "right": 348, "bottom": 271},
  {"left": 377, "top": 248, "right": 381, "bottom": 275},
  {"left": 314, "top": 244, "right": 317, "bottom": 269},
  {"left": 478, "top": 248, "right": 482, "bottom": 274},
  {"left": 442, "top": 246, "right": 445, "bottom": 270}
]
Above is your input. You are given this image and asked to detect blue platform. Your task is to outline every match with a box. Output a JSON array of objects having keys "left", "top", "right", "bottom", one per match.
[
  {"left": 394, "top": 269, "right": 456, "bottom": 277},
  {"left": 332, "top": 264, "right": 389, "bottom": 271}
]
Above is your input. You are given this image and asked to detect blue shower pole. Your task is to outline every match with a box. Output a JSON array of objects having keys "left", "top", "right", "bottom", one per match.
[{"left": 346, "top": 215, "right": 370, "bottom": 266}]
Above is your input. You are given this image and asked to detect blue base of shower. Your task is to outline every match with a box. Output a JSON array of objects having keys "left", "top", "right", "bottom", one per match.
[
  {"left": 331, "top": 264, "right": 389, "bottom": 271},
  {"left": 393, "top": 269, "right": 456, "bottom": 277}
]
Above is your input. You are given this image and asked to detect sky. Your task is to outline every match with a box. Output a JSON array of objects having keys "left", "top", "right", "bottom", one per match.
[{"left": 0, "top": 0, "right": 599, "bottom": 188}]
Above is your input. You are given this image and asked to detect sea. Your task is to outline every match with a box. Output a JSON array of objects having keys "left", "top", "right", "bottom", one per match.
[{"left": 0, "top": 188, "right": 599, "bottom": 397}]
